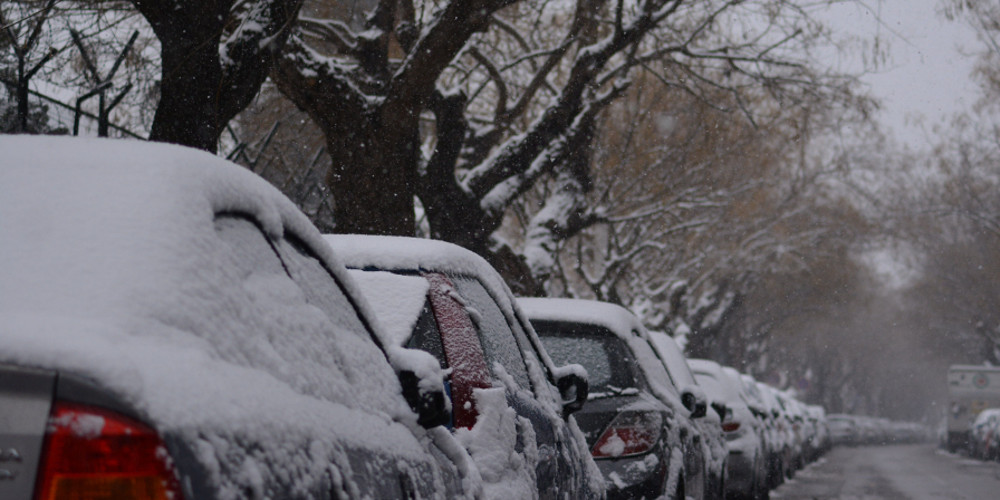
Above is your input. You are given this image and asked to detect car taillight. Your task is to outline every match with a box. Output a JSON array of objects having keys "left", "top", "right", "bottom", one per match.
[
  {"left": 591, "top": 411, "right": 663, "bottom": 458},
  {"left": 722, "top": 421, "right": 741, "bottom": 433},
  {"left": 34, "top": 401, "right": 183, "bottom": 500}
]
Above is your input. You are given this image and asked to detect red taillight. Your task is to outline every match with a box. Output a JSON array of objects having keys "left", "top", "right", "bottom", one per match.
[
  {"left": 591, "top": 411, "right": 663, "bottom": 458},
  {"left": 34, "top": 402, "right": 183, "bottom": 500},
  {"left": 722, "top": 421, "right": 741, "bottom": 433}
]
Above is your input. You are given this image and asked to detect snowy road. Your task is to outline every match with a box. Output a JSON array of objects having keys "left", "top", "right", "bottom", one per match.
[{"left": 771, "top": 444, "right": 1000, "bottom": 499}]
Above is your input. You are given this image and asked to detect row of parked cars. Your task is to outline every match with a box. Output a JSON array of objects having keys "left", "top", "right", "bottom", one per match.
[
  {"left": 520, "top": 298, "right": 834, "bottom": 500},
  {"left": 828, "top": 414, "right": 930, "bottom": 447},
  {"left": 0, "top": 137, "right": 827, "bottom": 500}
]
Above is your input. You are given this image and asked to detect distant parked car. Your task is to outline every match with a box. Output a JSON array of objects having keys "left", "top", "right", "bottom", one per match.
[
  {"left": 0, "top": 137, "right": 476, "bottom": 500},
  {"left": 324, "top": 235, "right": 604, "bottom": 499},
  {"left": 755, "top": 381, "right": 797, "bottom": 487},
  {"left": 804, "top": 405, "right": 830, "bottom": 461},
  {"left": 970, "top": 408, "right": 1000, "bottom": 460},
  {"left": 521, "top": 298, "right": 709, "bottom": 500},
  {"left": 690, "top": 359, "right": 768, "bottom": 500},
  {"left": 648, "top": 331, "right": 728, "bottom": 500},
  {"left": 828, "top": 413, "right": 860, "bottom": 446},
  {"left": 772, "top": 390, "right": 807, "bottom": 474},
  {"left": 739, "top": 375, "right": 787, "bottom": 489}
]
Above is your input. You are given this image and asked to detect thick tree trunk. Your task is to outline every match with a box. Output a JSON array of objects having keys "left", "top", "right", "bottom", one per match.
[
  {"left": 134, "top": 0, "right": 302, "bottom": 152},
  {"left": 324, "top": 108, "right": 420, "bottom": 235},
  {"left": 421, "top": 184, "right": 490, "bottom": 252},
  {"left": 148, "top": 42, "right": 224, "bottom": 151}
]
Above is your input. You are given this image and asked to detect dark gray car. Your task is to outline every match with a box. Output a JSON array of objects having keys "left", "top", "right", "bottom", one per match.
[{"left": 521, "top": 298, "right": 709, "bottom": 500}]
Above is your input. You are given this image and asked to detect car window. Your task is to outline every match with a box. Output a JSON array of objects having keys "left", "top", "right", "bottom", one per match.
[
  {"left": 214, "top": 215, "right": 287, "bottom": 277},
  {"left": 652, "top": 335, "right": 699, "bottom": 389},
  {"left": 532, "top": 320, "right": 640, "bottom": 394},
  {"left": 507, "top": 313, "right": 550, "bottom": 386},
  {"left": 631, "top": 335, "right": 678, "bottom": 396},
  {"left": 212, "top": 215, "right": 402, "bottom": 414},
  {"left": 451, "top": 276, "right": 530, "bottom": 388},
  {"left": 541, "top": 336, "right": 614, "bottom": 391},
  {"left": 693, "top": 370, "right": 741, "bottom": 403},
  {"left": 407, "top": 300, "right": 447, "bottom": 369},
  {"left": 274, "top": 236, "right": 372, "bottom": 341}
]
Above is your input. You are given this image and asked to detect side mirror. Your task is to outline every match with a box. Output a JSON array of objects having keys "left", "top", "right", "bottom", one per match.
[
  {"left": 555, "top": 365, "right": 589, "bottom": 418},
  {"left": 682, "top": 391, "right": 707, "bottom": 418},
  {"left": 399, "top": 370, "right": 451, "bottom": 428},
  {"left": 711, "top": 402, "right": 728, "bottom": 420}
]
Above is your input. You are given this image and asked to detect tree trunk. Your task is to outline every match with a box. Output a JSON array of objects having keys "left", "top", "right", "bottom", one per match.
[
  {"left": 148, "top": 42, "right": 224, "bottom": 151},
  {"left": 324, "top": 108, "right": 419, "bottom": 235}
]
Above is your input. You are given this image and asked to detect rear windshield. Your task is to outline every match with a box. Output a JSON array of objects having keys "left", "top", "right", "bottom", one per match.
[{"left": 531, "top": 320, "right": 639, "bottom": 395}]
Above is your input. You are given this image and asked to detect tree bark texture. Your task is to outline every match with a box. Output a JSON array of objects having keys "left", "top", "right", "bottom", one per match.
[{"left": 133, "top": 0, "right": 303, "bottom": 152}]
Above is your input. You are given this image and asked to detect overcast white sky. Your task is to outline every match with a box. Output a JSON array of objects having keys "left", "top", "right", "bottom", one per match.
[{"left": 818, "top": 0, "right": 982, "bottom": 148}]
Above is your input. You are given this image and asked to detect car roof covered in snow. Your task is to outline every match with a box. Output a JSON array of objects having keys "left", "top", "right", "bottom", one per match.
[
  {"left": 518, "top": 297, "right": 644, "bottom": 339},
  {"left": 647, "top": 330, "right": 700, "bottom": 390},
  {"left": 0, "top": 136, "right": 462, "bottom": 498},
  {"left": 324, "top": 234, "right": 561, "bottom": 374},
  {"left": 689, "top": 359, "right": 747, "bottom": 404},
  {"left": 324, "top": 234, "right": 508, "bottom": 297},
  {"left": 1, "top": 136, "right": 365, "bottom": 321},
  {"left": 519, "top": 297, "right": 684, "bottom": 408}
]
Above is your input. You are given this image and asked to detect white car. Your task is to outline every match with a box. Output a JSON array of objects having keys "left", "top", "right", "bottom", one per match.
[
  {"left": 689, "top": 359, "right": 768, "bottom": 500},
  {"left": 647, "top": 331, "right": 728, "bottom": 499},
  {"left": 521, "top": 298, "right": 709, "bottom": 500},
  {"left": 0, "top": 137, "right": 478, "bottom": 499}
]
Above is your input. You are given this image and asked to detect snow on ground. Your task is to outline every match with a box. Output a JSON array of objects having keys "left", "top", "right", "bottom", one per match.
[{"left": 773, "top": 444, "right": 1000, "bottom": 499}]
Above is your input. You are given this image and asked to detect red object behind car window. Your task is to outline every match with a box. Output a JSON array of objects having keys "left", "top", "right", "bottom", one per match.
[{"left": 424, "top": 273, "right": 493, "bottom": 429}]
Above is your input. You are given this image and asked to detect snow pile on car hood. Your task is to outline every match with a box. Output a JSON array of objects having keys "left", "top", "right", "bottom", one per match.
[{"left": 0, "top": 136, "right": 470, "bottom": 499}]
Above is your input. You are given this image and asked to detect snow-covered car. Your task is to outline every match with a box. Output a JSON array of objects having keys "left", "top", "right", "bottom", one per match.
[
  {"left": 0, "top": 137, "right": 479, "bottom": 500},
  {"left": 323, "top": 235, "right": 604, "bottom": 499},
  {"left": 689, "top": 359, "right": 768, "bottom": 500},
  {"left": 775, "top": 390, "right": 807, "bottom": 470},
  {"left": 521, "top": 298, "right": 708, "bottom": 500},
  {"left": 827, "top": 413, "right": 860, "bottom": 446},
  {"left": 647, "top": 331, "right": 727, "bottom": 499},
  {"left": 745, "top": 377, "right": 791, "bottom": 489},
  {"left": 969, "top": 408, "right": 1000, "bottom": 460},
  {"left": 803, "top": 404, "right": 830, "bottom": 462}
]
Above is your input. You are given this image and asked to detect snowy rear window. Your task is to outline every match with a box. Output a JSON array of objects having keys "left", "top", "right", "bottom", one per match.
[
  {"left": 451, "top": 276, "right": 530, "bottom": 388},
  {"left": 214, "top": 216, "right": 286, "bottom": 277},
  {"left": 211, "top": 214, "right": 401, "bottom": 413},
  {"left": 532, "top": 321, "right": 639, "bottom": 395},
  {"left": 275, "top": 236, "right": 371, "bottom": 341}
]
